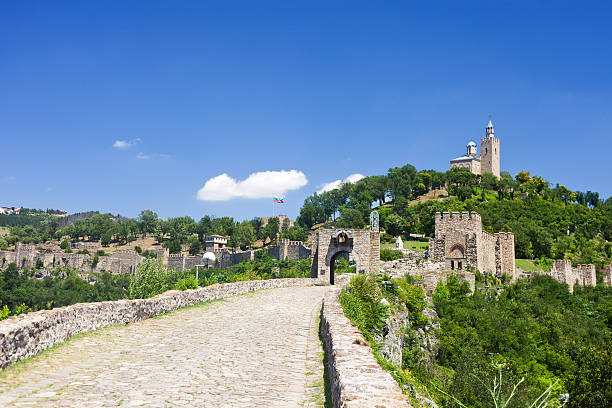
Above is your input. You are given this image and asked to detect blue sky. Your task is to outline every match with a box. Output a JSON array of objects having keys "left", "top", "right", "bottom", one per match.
[{"left": 1, "top": 1, "right": 611, "bottom": 220}]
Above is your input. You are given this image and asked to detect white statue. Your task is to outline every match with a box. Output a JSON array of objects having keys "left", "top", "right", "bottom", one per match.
[{"left": 395, "top": 236, "right": 404, "bottom": 250}]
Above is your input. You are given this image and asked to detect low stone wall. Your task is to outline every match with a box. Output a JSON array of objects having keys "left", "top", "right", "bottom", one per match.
[
  {"left": 320, "top": 276, "right": 411, "bottom": 407},
  {"left": 0, "top": 278, "right": 321, "bottom": 370}
]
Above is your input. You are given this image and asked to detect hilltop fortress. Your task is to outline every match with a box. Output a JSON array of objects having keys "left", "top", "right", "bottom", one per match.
[
  {"left": 450, "top": 119, "right": 500, "bottom": 178},
  {"left": 1, "top": 211, "right": 608, "bottom": 293}
]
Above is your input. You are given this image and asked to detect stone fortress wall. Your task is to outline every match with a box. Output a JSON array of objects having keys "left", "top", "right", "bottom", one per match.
[
  {"left": 537, "top": 260, "right": 597, "bottom": 292},
  {"left": 0, "top": 239, "right": 312, "bottom": 276},
  {"left": 429, "top": 211, "right": 515, "bottom": 279},
  {"left": 0, "top": 278, "right": 322, "bottom": 371},
  {"left": 320, "top": 275, "right": 410, "bottom": 407},
  {"left": 310, "top": 229, "right": 380, "bottom": 284}
]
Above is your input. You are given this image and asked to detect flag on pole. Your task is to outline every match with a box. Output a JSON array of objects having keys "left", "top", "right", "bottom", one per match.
[{"left": 273, "top": 196, "right": 285, "bottom": 203}]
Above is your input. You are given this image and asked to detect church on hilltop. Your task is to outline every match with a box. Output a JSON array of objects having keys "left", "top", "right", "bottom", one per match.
[{"left": 449, "top": 119, "right": 500, "bottom": 178}]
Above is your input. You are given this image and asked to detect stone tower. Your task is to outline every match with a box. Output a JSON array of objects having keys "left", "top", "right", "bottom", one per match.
[{"left": 480, "top": 119, "right": 500, "bottom": 178}]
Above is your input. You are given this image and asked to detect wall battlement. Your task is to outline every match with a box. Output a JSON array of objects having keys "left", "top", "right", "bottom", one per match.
[
  {"left": 544, "top": 261, "right": 598, "bottom": 292},
  {"left": 435, "top": 212, "right": 482, "bottom": 236},
  {"left": 431, "top": 211, "right": 515, "bottom": 279}
]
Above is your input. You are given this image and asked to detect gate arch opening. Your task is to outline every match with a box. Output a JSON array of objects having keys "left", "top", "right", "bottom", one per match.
[{"left": 329, "top": 251, "right": 350, "bottom": 285}]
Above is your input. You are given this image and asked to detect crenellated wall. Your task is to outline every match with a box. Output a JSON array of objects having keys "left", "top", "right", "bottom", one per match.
[
  {"left": 430, "top": 212, "right": 515, "bottom": 279},
  {"left": 541, "top": 260, "right": 598, "bottom": 292}
]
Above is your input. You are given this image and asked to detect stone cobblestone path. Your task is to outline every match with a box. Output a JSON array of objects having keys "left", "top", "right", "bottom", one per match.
[{"left": 0, "top": 286, "right": 329, "bottom": 407}]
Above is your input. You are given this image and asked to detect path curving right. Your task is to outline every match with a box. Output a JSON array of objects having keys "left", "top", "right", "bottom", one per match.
[{"left": 0, "top": 286, "right": 329, "bottom": 407}]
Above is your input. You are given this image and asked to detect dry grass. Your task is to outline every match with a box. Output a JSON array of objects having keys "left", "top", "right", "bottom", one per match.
[
  {"left": 408, "top": 188, "right": 449, "bottom": 206},
  {"left": 102, "top": 236, "right": 159, "bottom": 254}
]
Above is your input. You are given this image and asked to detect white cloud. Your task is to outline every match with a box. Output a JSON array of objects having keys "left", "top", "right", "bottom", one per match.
[
  {"left": 136, "top": 152, "right": 150, "bottom": 160},
  {"left": 158, "top": 153, "right": 171, "bottom": 159},
  {"left": 113, "top": 138, "right": 141, "bottom": 149},
  {"left": 197, "top": 170, "right": 308, "bottom": 201},
  {"left": 317, "top": 173, "right": 365, "bottom": 193}
]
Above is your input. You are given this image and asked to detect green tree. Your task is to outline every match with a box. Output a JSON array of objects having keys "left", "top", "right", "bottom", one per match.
[
  {"left": 137, "top": 210, "right": 158, "bottom": 234},
  {"left": 233, "top": 220, "right": 256, "bottom": 250},
  {"left": 515, "top": 171, "right": 531, "bottom": 184},
  {"left": 385, "top": 213, "right": 405, "bottom": 237},
  {"left": 188, "top": 237, "right": 202, "bottom": 255},
  {"left": 566, "top": 346, "right": 611, "bottom": 408},
  {"left": 263, "top": 217, "right": 280, "bottom": 244}
]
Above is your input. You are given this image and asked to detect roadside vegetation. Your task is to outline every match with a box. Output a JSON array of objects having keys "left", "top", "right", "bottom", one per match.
[
  {"left": 0, "top": 253, "right": 310, "bottom": 320},
  {"left": 340, "top": 273, "right": 611, "bottom": 408}
]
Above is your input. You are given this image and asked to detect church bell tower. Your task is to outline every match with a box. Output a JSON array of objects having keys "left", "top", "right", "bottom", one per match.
[{"left": 480, "top": 119, "right": 500, "bottom": 178}]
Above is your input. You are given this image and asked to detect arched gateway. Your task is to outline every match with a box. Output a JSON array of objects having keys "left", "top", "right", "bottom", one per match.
[{"left": 310, "top": 228, "right": 380, "bottom": 285}]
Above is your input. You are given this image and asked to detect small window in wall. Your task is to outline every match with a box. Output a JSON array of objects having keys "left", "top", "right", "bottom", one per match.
[
  {"left": 458, "top": 261, "right": 462, "bottom": 270},
  {"left": 450, "top": 260, "right": 455, "bottom": 270}
]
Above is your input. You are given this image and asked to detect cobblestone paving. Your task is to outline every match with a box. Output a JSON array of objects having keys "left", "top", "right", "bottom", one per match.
[{"left": 0, "top": 286, "right": 329, "bottom": 407}]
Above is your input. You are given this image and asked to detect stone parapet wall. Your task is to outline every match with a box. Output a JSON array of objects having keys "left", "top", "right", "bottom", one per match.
[
  {"left": 435, "top": 211, "right": 482, "bottom": 234},
  {"left": 0, "top": 278, "right": 322, "bottom": 371},
  {"left": 380, "top": 259, "right": 475, "bottom": 294},
  {"left": 320, "top": 276, "right": 411, "bottom": 407},
  {"left": 604, "top": 266, "right": 612, "bottom": 286},
  {"left": 544, "top": 261, "right": 600, "bottom": 292}
]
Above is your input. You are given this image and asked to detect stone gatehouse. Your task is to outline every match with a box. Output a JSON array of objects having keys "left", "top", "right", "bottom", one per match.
[
  {"left": 429, "top": 211, "right": 515, "bottom": 279},
  {"left": 310, "top": 229, "right": 380, "bottom": 284}
]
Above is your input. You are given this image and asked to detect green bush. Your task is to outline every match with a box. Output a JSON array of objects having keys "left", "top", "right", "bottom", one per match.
[
  {"left": 59, "top": 239, "right": 70, "bottom": 250},
  {"left": 380, "top": 248, "right": 403, "bottom": 261},
  {"left": 78, "top": 249, "right": 89, "bottom": 254},
  {"left": 128, "top": 258, "right": 176, "bottom": 299},
  {"left": 174, "top": 274, "right": 199, "bottom": 291},
  {"left": 339, "top": 273, "right": 389, "bottom": 339}
]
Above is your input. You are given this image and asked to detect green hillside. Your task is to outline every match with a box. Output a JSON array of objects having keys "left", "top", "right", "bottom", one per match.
[{"left": 296, "top": 166, "right": 612, "bottom": 272}]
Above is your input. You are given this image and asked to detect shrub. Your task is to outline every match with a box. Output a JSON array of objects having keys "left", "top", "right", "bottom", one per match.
[
  {"left": 78, "top": 249, "right": 89, "bottom": 254},
  {"left": 96, "top": 249, "right": 106, "bottom": 256},
  {"left": 380, "top": 248, "right": 403, "bottom": 261},
  {"left": 134, "top": 246, "right": 142, "bottom": 254},
  {"left": 163, "top": 240, "right": 182, "bottom": 254},
  {"left": 174, "top": 274, "right": 199, "bottom": 291},
  {"left": 59, "top": 239, "right": 70, "bottom": 250},
  {"left": 339, "top": 273, "right": 389, "bottom": 339},
  {"left": 128, "top": 258, "right": 174, "bottom": 299},
  {"left": 0, "top": 305, "right": 9, "bottom": 320}
]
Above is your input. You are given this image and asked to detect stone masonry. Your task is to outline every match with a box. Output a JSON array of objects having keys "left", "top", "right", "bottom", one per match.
[
  {"left": 320, "top": 276, "right": 411, "bottom": 407},
  {"left": 429, "top": 211, "right": 516, "bottom": 279},
  {"left": 1, "top": 239, "right": 312, "bottom": 275},
  {"left": 310, "top": 229, "right": 380, "bottom": 285},
  {"left": 540, "top": 260, "right": 597, "bottom": 292},
  {"left": 0, "top": 278, "right": 322, "bottom": 370}
]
